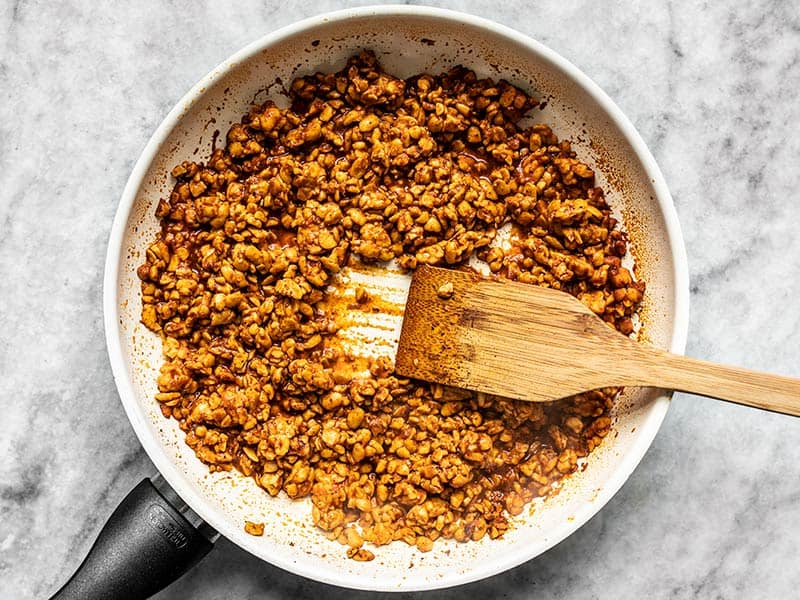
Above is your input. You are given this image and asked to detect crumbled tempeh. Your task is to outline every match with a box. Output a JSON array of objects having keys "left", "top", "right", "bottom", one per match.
[{"left": 137, "top": 51, "right": 644, "bottom": 558}]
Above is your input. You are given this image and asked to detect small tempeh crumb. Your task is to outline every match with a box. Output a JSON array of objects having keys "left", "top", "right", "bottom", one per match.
[
  {"left": 244, "top": 521, "right": 265, "bottom": 536},
  {"left": 436, "top": 282, "right": 454, "bottom": 300}
]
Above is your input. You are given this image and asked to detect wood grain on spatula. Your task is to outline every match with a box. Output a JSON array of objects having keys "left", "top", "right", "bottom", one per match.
[{"left": 395, "top": 265, "right": 800, "bottom": 416}]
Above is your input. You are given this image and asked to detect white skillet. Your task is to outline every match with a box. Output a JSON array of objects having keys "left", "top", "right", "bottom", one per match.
[{"left": 52, "top": 6, "right": 689, "bottom": 598}]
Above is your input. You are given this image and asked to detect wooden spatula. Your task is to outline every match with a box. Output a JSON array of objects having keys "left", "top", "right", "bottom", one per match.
[{"left": 395, "top": 265, "right": 800, "bottom": 416}]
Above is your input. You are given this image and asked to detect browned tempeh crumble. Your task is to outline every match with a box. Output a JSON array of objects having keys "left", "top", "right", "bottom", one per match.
[{"left": 137, "top": 51, "right": 645, "bottom": 558}]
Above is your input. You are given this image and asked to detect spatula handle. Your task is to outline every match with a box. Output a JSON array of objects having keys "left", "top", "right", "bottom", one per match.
[{"left": 640, "top": 350, "right": 800, "bottom": 416}]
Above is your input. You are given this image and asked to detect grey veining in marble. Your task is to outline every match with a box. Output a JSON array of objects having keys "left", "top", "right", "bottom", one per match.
[{"left": 2, "top": 1, "right": 800, "bottom": 598}]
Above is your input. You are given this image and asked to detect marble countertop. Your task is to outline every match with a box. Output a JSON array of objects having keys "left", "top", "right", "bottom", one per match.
[{"left": 2, "top": 1, "right": 799, "bottom": 598}]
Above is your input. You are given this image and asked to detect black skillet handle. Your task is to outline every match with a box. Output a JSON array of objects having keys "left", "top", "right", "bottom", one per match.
[{"left": 49, "top": 478, "right": 215, "bottom": 600}]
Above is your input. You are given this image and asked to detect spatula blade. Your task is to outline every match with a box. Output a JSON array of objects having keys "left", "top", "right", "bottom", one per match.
[{"left": 395, "top": 265, "right": 637, "bottom": 402}]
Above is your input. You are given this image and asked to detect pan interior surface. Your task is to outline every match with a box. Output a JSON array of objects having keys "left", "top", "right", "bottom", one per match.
[{"left": 105, "top": 6, "right": 688, "bottom": 591}]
